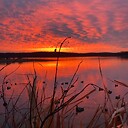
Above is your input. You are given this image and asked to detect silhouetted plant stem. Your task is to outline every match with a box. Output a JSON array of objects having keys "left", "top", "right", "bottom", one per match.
[
  {"left": 60, "top": 61, "right": 82, "bottom": 105},
  {"left": 40, "top": 82, "right": 96, "bottom": 128},
  {"left": 50, "top": 37, "right": 71, "bottom": 113},
  {"left": 1, "top": 64, "right": 20, "bottom": 128},
  {"left": 99, "top": 59, "right": 114, "bottom": 105}
]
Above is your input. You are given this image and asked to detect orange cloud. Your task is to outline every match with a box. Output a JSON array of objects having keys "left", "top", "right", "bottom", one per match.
[{"left": 0, "top": 0, "right": 128, "bottom": 52}]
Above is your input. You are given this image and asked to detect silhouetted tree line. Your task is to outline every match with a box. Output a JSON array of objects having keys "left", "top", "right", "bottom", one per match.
[{"left": 0, "top": 51, "right": 128, "bottom": 59}]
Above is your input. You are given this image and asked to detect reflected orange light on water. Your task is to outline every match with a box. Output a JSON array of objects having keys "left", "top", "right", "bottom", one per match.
[{"left": 0, "top": 57, "right": 128, "bottom": 127}]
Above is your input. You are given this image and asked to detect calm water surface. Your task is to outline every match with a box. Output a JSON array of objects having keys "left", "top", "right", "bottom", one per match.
[{"left": 0, "top": 57, "right": 128, "bottom": 127}]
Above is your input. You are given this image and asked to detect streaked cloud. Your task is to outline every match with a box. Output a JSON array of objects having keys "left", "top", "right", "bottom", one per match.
[{"left": 0, "top": 0, "right": 128, "bottom": 52}]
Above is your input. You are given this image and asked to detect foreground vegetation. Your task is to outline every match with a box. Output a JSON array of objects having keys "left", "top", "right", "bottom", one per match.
[{"left": 0, "top": 38, "right": 128, "bottom": 128}]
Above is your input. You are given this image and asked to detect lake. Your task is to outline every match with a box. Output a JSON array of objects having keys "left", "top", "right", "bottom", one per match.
[{"left": 0, "top": 57, "right": 128, "bottom": 127}]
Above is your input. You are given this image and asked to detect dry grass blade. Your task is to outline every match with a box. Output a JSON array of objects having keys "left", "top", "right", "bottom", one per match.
[
  {"left": 50, "top": 37, "right": 71, "bottom": 114},
  {"left": 114, "top": 80, "right": 128, "bottom": 87},
  {"left": 98, "top": 58, "right": 114, "bottom": 110}
]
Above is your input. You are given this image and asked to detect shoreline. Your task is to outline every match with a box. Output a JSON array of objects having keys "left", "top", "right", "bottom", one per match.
[{"left": 0, "top": 51, "right": 128, "bottom": 59}]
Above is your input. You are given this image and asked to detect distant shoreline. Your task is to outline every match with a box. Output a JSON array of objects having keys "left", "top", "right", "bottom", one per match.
[
  {"left": 0, "top": 51, "right": 128, "bottom": 59},
  {"left": 0, "top": 51, "right": 128, "bottom": 64}
]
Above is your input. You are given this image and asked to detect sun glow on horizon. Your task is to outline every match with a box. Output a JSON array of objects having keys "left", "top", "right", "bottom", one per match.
[
  {"left": 30, "top": 47, "right": 72, "bottom": 52},
  {"left": 27, "top": 41, "right": 128, "bottom": 53}
]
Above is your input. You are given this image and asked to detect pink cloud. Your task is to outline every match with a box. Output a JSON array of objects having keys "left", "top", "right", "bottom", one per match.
[{"left": 0, "top": 0, "right": 128, "bottom": 52}]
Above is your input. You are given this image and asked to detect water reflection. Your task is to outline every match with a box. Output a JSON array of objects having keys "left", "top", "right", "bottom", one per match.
[{"left": 0, "top": 57, "right": 128, "bottom": 127}]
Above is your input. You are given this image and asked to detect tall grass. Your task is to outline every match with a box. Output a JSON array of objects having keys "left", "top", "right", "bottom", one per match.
[{"left": 0, "top": 38, "right": 128, "bottom": 128}]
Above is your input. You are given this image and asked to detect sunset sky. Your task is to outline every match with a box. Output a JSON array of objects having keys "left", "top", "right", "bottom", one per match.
[{"left": 0, "top": 0, "right": 128, "bottom": 53}]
